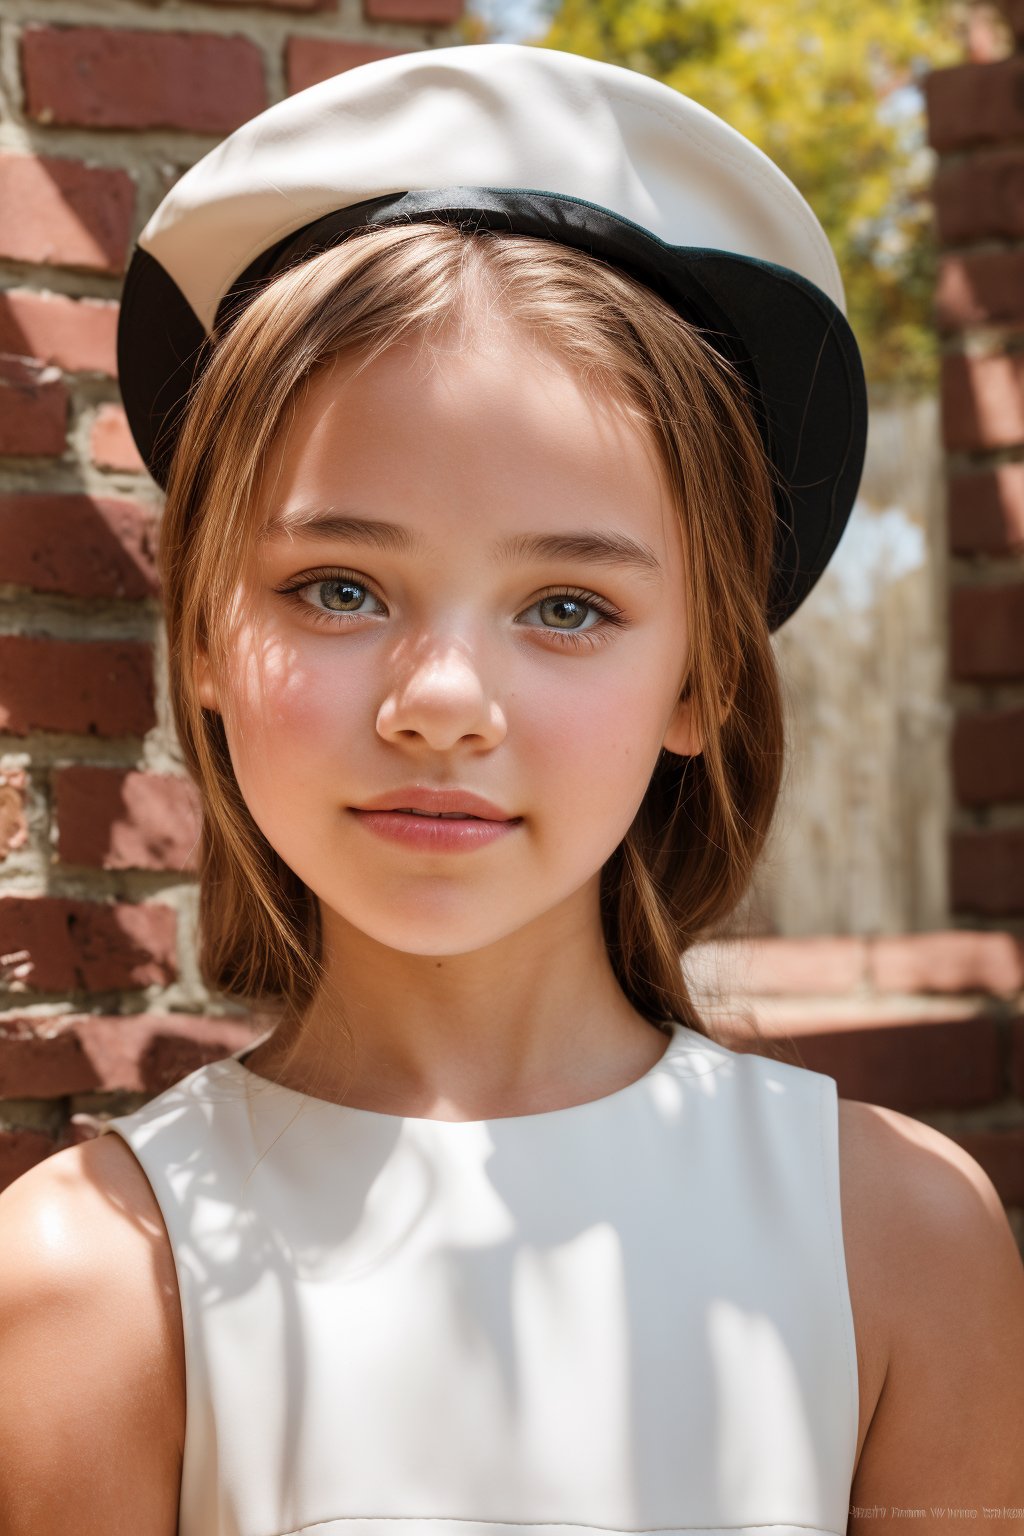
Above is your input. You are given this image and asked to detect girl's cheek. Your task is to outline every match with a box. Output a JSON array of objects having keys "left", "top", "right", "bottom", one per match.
[
  {"left": 220, "top": 651, "right": 350, "bottom": 797},
  {"left": 249, "top": 641, "right": 361, "bottom": 736},
  {"left": 515, "top": 670, "right": 657, "bottom": 795},
  {"left": 538, "top": 664, "right": 653, "bottom": 745}
]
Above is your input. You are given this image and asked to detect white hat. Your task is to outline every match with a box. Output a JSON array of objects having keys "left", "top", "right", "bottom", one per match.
[{"left": 117, "top": 42, "right": 868, "bottom": 630}]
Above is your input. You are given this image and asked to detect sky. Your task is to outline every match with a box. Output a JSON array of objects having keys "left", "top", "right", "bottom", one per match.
[{"left": 470, "top": 0, "right": 553, "bottom": 42}]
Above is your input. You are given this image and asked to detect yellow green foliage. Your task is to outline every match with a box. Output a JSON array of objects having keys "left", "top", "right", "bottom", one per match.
[{"left": 459, "top": 0, "right": 970, "bottom": 392}]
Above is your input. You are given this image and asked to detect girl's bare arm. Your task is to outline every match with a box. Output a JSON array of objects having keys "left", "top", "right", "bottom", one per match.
[
  {"left": 848, "top": 1106, "right": 1024, "bottom": 1533},
  {"left": 0, "top": 1135, "right": 185, "bottom": 1536}
]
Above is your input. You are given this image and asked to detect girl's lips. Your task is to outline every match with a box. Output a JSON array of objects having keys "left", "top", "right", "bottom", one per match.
[
  {"left": 353, "top": 787, "right": 516, "bottom": 820},
  {"left": 349, "top": 808, "right": 521, "bottom": 851}
]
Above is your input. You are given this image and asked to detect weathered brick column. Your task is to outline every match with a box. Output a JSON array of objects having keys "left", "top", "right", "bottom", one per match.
[
  {"left": 927, "top": 5, "right": 1024, "bottom": 928},
  {"left": 0, "top": 0, "right": 464, "bottom": 1183}
]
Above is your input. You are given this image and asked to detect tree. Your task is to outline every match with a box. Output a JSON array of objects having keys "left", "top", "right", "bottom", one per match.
[{"left": 458, "top": 0, "right": 976, "bottom": 393}]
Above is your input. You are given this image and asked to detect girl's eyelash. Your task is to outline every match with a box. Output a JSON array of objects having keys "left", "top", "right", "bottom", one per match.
[{"left": 272, "top": 567, "right": 628, "bottom": 650}]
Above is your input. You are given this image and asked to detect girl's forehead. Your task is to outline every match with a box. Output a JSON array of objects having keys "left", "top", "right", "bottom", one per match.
[
  {"left": 258, "top": 431, "right": 678, "bottom": 567},
  {"left": 267, "top": 336, "right": 658, "bottom": 489},
  {"left": 245, "top": 331, "right": 686, "bottom": 576}
]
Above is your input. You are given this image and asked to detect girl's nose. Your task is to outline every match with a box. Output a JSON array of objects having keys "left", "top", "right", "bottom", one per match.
[{"left": 374, "top": 639, "right": 508, "bottom": 752}]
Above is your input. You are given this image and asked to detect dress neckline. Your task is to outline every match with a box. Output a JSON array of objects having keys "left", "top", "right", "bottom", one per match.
[{"left": 224, "top": 1020, "right": 690, "bottom": 1128}]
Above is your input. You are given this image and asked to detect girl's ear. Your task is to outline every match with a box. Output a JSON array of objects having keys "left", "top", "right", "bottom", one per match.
[
  {"left": 194, "top": 649, "right": 221, "bottom": 713},
  {"left": 662, "top": 691, "right": 702, "bottom": 759},
  {"left": 663, "top": 672, "right": 736, "bottom": 759}
]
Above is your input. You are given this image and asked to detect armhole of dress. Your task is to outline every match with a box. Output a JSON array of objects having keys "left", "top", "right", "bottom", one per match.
[
  {"left": 99, "top": 1119, "right": 191, "bottom": 1534},
  {"left": 819, "top": 1073, "right": 860, "bottom": 1477}
]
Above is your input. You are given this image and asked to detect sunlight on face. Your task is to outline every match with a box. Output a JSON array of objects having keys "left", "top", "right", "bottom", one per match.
[{"left": 198, "top": 322, "right": 698, "bottom": 957}]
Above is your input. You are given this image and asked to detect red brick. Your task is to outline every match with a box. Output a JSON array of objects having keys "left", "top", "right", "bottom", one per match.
[
  {"left": 21, "top": 26, "right": 267, "bottom": 136},
  {"left": 0, "top": 1128, "right": 55, "bottom": 1194},
  {"left": 867, "top": 929, "right": 1024, "bottom": 995},
  {"left": 951, "top": 827, "right": 1024, "bottom": 915},
  {"left": 0, "top": 355, "right": 67, "bottom": 458},
  {"left": 941, "top": 351, "right": 1024, "bottom": 454},
  {"left": 89, "top": 403, "right": 146, "bottom": 474},
  {"left": 0, "top": 289, "right": 117, "bottom": 377},
  {"left": 0, "top": 1012, "right": 257, "bottom": 1098},
  {"left": 714, "top": 935, "right": 867, "bottom": 994},
  {"left": 0, "top": 493, "right": 159, "bottom": 600},
  {"left": 950, "top": 583, "right": 1024, "bottom": 679},
  {"left": 953, "top": 707, "right": 1024, "bottom": 804},
  {"left": 109, "top": 1014, "right": 259, "bottom": 1094},
  {"left": 55, "top": 767, "right": 201, "bottom": 872},
  {"left": 285, "top": 36, "right": 405, "bottom": 94},
  {"left": 0, "top": 151, "right": 134, "bottom": 275},
  {"left": 0, "top": 895, "right": 176, "bottom": 993},
  {"left": 0, "top": 1020, "right": 87, "bottom": 1097},
  {"left": 933, "top": 148, "right": 1024, "bottom": 246},
  {"left": 925, "top": 56, "right": 1024, "bottom": 152},
  {"left": 0, "top": 769, "right": 29, "bottom": 861},
  {"left": 770, "top": 1014, "right": 1002, "bottom": 1114},
  {"left": 362, "top": 0, "right": 462, "bottom": 18},
  {"left": 948, "top": 464, "right": 1024, "bottom": 556},
  {"left": 935, "top": 249, "right": 1024, "bottom": 332},
  {"left": 948, "top": 1128, "right": 1024, "bottom": 1206},
  {"left": 939, "top": 151, "right": 1024, "bottom": 247},
  {"left": 0, "top": 635, "right": 155, "bottom": 738}
]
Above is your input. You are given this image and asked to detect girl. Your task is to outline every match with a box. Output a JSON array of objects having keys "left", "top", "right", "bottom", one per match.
[{"left": 1, "top": 42, "right": 1021, "bottom": 1536}]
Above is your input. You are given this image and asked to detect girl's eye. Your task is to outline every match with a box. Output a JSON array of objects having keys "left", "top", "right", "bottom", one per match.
[
  {"left": 274, "top": 570, "right": 385, "bottom": 624},
  {"left": 273, "top": 569, "right": 627, "bottom": 651},
  {"left": 518, "top": 590, "right": 627, "bottom": 650}
]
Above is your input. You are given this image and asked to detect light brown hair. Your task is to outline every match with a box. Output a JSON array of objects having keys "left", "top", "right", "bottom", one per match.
[{"left": 160, "top": 221, "right": 790, "bottom": 1083}]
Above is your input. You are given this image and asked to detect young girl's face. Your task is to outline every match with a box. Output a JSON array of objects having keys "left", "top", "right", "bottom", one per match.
[{"left": 196, "top": 321, "right": 699, "bottom": 959}]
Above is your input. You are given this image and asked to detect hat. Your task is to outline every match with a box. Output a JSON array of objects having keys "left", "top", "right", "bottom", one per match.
[{"left": 116, "top": 41, "right": 868, "bottom": 632}]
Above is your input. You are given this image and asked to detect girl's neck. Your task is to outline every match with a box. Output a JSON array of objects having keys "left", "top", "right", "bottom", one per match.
[{"left": 240, "top": 1007, "right": 671, "bottom": 1121}]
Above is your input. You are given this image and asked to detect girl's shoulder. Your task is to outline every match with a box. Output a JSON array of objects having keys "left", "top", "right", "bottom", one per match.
[
  {"left": 0, "top": 1131, "right": 185, "bottom": 1535},
  {"left": 836, "top": 1094, "right": 1024, "bottom": 1510}
]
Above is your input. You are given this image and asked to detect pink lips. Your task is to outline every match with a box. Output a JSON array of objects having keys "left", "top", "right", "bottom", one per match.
[
  {"left": 349, "top": 786, "right": 522, "bottom": 852},
  {"left": 352, "top": 786, "right": 520, "bottom": 821},
  {"left": 349, "top": 808, "right": 521, "bottom": 852}
]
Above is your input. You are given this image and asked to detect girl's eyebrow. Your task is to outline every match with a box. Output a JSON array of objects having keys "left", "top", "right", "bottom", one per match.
[{"left": 258, "top": 509, "right": 663, "bottom": 583}]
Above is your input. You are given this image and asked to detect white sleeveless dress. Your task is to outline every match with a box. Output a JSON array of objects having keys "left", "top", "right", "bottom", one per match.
[{"left": 98, "top": 1019, "right": 859, "bottom": 1536}]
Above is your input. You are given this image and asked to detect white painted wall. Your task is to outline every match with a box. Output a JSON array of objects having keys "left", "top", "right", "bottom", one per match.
[{"left": 733, "top": 393, "right": 951, "bottom": 937}]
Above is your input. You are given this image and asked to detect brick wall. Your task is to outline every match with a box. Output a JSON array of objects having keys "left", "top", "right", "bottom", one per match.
[
  {"left": 1, "top": 4, "right": 1022, "bottom": 1250},
  {"left": 929, "top": 20, "right": 1024, "bottom": 910},
  {"left": 920, "top": 0, "right": 1024, "bottom": 1242}
]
